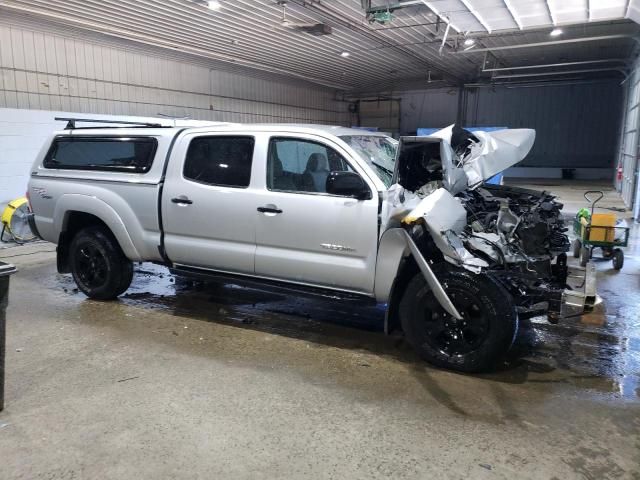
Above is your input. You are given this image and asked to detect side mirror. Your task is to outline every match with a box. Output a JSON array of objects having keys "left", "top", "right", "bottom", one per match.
[{"left": 326, "top": 171, "right": 372, "bottom": 200}]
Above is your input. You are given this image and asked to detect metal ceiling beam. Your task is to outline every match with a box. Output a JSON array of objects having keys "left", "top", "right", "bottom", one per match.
[
  {"left": 483, "top": 59, "right": 629, "bottom": 72},
  {"left": 545, "top": 0, "right": 557, "bottom": 25},
  {"left": 420, "top": 1, "right": 460, "bottom": 32},
  {"left": 492, "top": 67, "right": 627, "bottom": 79},
  {"left": 502, "top": 0, "right": 523, "bottom": 30},
  {"left": 466, "top": 78, "right": 618, "bottom": 88},
  {"left": 452, "top": 34, "right": 638, "bottom": 54},
  {"left": 460, "top": 0, "right": 492, "bottom": 32},
  {"left": 291, "top": 0, "right": 463, "bottom": 83}
]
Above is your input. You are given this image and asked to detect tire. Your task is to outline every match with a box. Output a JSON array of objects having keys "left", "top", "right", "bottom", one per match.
[
  {"left": 572, "top": 239, "right": 581, "bottom": 258},
  {"left": 612, "top": 248, "right": 624, "bottom": 270},
  {"left": 399, "top": 266, "right": 518, "bottom": 373},
  {"left": 579, "top": 246, "right": 590, "bottom": 267},
  {"left": 69, "top": 226, "right": 134, "bottom": 300}
]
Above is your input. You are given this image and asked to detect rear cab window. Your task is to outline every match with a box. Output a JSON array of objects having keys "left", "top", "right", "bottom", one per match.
[
  {"left": 183, "top": 136, "right": 254, "bottom": 188},
  {"left": 44, "top": 136, "right": 157, "bottom": 173}
]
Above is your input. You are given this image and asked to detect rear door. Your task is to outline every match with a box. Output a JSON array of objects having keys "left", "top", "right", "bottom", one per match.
[
  {"left": 161, "top": 132, "right": 259, "bottom": 273},
  {"left": 253, "top": 134, "right": 379, "bottom": 294}
]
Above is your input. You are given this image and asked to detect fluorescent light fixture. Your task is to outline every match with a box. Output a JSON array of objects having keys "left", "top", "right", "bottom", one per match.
[
  {"left": 207, "top": 0, "right": 221, "bottom": 10},
  {"left": 550, "top": 28, "right": 563, "bottom": 36},
  {"left": 340, "top": 51, "right": 350, "bottom": 58},
  {"left": 464, "top": 38, "right": 475, "bottom": 46}
]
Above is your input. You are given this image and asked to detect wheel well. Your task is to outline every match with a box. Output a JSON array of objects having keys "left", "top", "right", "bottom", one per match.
[
  {"left": 385, "top": 229, "right": 444, "bottom": 334},
  {"left": 57, "top": 211, "right": 112, "bottom": 273}
]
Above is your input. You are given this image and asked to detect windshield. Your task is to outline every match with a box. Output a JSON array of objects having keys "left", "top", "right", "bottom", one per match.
[{"left": 340, "top": 135, "right": 397, "bottom": 187}]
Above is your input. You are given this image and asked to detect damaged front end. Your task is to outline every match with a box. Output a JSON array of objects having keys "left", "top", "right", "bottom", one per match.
[{"left": 385, "top": 125, "right": 584, "bottom": 322}]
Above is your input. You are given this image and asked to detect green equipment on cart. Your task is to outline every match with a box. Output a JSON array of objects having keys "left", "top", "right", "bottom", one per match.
[{"left": 572, "top": 191, "right": 629, "bottom": 270}]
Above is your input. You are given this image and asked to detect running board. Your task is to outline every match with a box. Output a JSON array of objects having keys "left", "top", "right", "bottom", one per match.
[{"left": 170, "top": 265, "right": 377, "bottom": 304}]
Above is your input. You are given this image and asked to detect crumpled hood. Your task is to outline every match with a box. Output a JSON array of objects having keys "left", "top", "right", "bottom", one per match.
[{"left": 429, "top": 125, "right": 536, "bottom": 189}]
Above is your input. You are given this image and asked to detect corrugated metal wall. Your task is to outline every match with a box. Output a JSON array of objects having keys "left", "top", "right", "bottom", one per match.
[
  {"left": 362, "top": 81, "right": 623, "bottom": 172},
  {"left": 466, "top": 82, "right": 623, "bottom": 169},
  {"left": 358, "top": 99, "right": 401, "bottom": 136},
  {"left": 0, "top": 22, "right": 349, "bottom": 124},
  {"left": 398, "top": 88, "right": 460, "bottom": 133}
]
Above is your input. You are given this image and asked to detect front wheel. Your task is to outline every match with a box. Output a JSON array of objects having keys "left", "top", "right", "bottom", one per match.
[
  {"left": 399, "top": 266, "right": 518, "bottom": 373},
  {"left": 69, "top": 226, "right": 133, "bottom": 300}
]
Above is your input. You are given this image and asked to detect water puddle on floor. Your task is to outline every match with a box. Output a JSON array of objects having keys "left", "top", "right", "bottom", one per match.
[{"left": 53, "top": 258, "right": 640, "bottom": 401}]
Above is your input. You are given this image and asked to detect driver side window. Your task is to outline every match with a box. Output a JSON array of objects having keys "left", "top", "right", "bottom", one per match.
[{"left": 267, "top": 137, "right": 354, "bottom": 194}]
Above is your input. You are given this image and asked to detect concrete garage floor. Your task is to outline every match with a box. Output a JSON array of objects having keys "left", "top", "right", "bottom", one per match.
[{"left": 0, "top": 181, "right": 639, "bottom": 479}]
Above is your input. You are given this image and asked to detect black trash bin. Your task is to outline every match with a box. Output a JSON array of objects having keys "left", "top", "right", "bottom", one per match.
[{"left": 0, "top": 261, "right": 17, "bottom": 412}]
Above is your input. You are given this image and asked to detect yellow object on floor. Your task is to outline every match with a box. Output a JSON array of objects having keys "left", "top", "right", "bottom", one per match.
[
  {"left": 1, "top": 197, "right": 27, "bottom": 225},
  {"left": 580, "top": 213, "right": 616, "bottom": 242},
  {"left": 1, "top": 197, "right": 35, "bottom": 243}
]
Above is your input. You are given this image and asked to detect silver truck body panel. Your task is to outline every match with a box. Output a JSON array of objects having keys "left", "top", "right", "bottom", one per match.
[
  {"left": 29, "top": 128, "right": 175, "bottom": 261},
  {"left": 373, "top": 228, "right": 409, "bottom": 302},
  {"left": 28, "top": 121, "right": 578, "bottom": 324},
  {"left": 29, "top": 124, "right": 395, "bottom": 298}
]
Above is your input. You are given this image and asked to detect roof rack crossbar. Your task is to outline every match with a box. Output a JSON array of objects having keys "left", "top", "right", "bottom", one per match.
[{"left": 55, "top": 117, "right": 163, "bottom": 129}]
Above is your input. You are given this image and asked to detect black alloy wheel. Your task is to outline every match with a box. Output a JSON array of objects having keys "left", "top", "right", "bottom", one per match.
[
  {"left": 399, "top": 265, "right": 518, "bottom": 372},
  {"left": 75, "top": 243, "right": 109, "bottom": 289}
]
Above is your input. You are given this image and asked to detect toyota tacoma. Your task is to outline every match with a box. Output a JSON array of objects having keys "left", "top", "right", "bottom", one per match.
[{"left": 28, "top": 118, "right": 576, "bottom": 372}]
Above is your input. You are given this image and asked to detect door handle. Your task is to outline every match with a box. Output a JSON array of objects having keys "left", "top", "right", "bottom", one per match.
[
  {"left": 171, "top": 196, "right": 193, "bottom": 205},
  {"left": 257, "top": 206, "right": 282, "bottom": 214}
]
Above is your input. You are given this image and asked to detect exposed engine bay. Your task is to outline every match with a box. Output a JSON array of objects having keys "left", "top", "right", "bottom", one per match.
[{"left": 387, "top": 125, "right": 575, "bottom": 320}]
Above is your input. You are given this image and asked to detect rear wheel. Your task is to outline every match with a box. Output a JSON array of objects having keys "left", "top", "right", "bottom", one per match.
[
  {"left": 399, "top": 266, "right": 518, "bottom": 373},
  {"left": 612, "top": 248, "right": 624, "bottom": 270},
  {"left": 69, "top": 227, "right": 133, "bottom": 300}
]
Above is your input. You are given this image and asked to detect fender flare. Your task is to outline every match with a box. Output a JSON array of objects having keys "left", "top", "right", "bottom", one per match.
[
  {"left": 54, "top": 194, "right": 142, "bottom": 261},
  {"left": 374, "top": 228, "right": 410, "bottom": 303},
  {"left": 375, "top": 228, "right": 463, "bottom": 332}
]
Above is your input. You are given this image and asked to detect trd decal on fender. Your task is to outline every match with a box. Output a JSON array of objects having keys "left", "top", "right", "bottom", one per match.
[{"left": 32, "top": 187, "right": 52, "bottom": 199}]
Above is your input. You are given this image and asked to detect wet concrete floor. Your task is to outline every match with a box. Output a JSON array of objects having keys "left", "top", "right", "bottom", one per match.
[{"left": 0, "top": 188, "right": 639, "bottom": 478}]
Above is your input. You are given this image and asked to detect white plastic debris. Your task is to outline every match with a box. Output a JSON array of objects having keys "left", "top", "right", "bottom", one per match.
[
  {"left": 402, "top": 188, "right": 488, "bottom": 272},
  {"left": 463, "top": 129, "right": 535, "bottom": 187},
  {"left": 428, "top": 125, "right": 535, "bottom": 188},
  {"left": 402, "top": 188, "right": 466, "bottom": 233}
]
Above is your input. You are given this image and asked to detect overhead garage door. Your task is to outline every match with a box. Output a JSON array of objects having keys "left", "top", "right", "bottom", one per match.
[{"left": 358, "top": 99, "right": 400, "bottom": 137}]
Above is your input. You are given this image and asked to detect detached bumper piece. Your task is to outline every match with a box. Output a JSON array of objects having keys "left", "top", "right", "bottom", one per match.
[{"left": 562, "top": 261, "right": 598, "bottom": 314}]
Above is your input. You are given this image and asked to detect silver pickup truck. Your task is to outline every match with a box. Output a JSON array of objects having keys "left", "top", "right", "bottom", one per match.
[{"left": 28, "top": 118, "right": 576, "bottom": 372}]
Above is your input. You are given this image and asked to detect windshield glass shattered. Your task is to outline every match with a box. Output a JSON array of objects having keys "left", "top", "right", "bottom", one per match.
[{"left": 340, "top": 135, "right": 397, "bottom": 187}]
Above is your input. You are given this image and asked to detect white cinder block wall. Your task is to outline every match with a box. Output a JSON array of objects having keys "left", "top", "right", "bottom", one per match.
[
  {"left": 0, "top": 109, "right": 200, "bottom": 203},
  {"left": 0, "top": 108, "right": 65, "bottom": 202},
  {"left": 0, "top": 15, "right": 349, "bottom": 203}
]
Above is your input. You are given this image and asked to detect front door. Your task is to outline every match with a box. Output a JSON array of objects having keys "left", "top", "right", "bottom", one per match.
[
  {"left": 162, "top": 133, "right": 258, "bottom": 273},
  {"left": 253, "top": 135, "right": 379, "bottom": 294}
]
